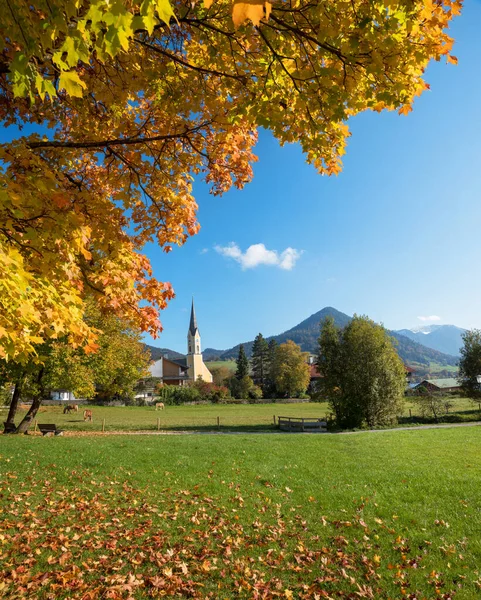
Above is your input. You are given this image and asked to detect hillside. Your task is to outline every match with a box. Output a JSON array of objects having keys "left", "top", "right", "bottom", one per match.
[
  {"left": 395, "top": 324, "right": 465, "bottom": 357},
  {"left": 203, "top": 307, "right": 459, "bottom": 368},
  {"left": 143, "top": 344, "right": 185, "bottom": 362}
]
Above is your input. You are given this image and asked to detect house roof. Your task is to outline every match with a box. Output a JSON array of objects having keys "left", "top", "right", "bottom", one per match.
[
  {"left": 309, "top": 364, "right": 321, "bottom": 378},
  {"left": 174, "top": 357, "right": 188, "bottom": 368},
  {"left": 163, "top": 356, "right": 188, "bottom": 370},
  {"left": 151, "top": 356, "right": 188, "bottom": 370},
  {"left": 417, "top": 378, "right": 460, "bottom": 389}
]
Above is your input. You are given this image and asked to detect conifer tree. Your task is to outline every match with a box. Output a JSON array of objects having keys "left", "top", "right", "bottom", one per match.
[
  {"left": 263, "top": 339, "right": 278, "bottom": 397},
  {"left": 235, "top": 345, "right": 249, "bottom": 380},
  {"left": 251, "top": 333, "right": 269, "bottom": 387}
]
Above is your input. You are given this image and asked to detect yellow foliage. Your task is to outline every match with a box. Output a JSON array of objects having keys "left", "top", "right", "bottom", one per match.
[{"left": 0, "top": 0, "right": 461, "bottom": 361}]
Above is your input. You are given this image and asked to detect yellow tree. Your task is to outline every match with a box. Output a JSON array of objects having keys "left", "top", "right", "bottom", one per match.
[
  {"left": 0, "top": 0, "right": 461, "bottom": 361},
  {"left": 272, "top": 340, "right": 310, "bottom": 397}
]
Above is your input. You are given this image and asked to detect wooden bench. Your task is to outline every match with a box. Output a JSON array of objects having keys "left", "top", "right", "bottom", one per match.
[
  {"left": 38, "top": 424, "right": 64, "bottom": 436},
  {"left": 278, "top": 416, "right": 327, "bottom": 433},
  {"left": 3, "top": 422, "right": 16, "bottom": 434}
]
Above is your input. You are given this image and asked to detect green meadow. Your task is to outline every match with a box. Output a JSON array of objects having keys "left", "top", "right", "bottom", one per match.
[
  {"left": 2, "top": 397, "right": 480, "bottom": 434},
  {"left": 1, "top": 427, "right": 481, "bottom": 598},
  {"left": 204, "top": 360, "right": 237, "bottom": 373}
]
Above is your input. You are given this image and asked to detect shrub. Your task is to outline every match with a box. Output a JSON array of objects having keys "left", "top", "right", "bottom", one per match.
[
  {"left": 228, "top": 375, "right": 262, "bottom": 400},
  {"left": 248, "top": 384, "right": 263, "bottom": 400},
  {"left": 158, "top": 382, "right": 230, "bottom": 405}
]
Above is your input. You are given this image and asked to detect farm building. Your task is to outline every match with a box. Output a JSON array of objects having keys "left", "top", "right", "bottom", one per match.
[
  {"left": 414, "top": 378, "right": 461, "bottom": 393},
  {"left": 148, "top": 356, "right": 190, "bottom": 387},
  {"left": 50, "top": 390, "right": 76, "bottom": 402}
]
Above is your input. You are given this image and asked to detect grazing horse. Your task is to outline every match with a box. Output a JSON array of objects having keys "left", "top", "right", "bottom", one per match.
[
  {"left": 155, "top": 402, "right": 164, "bottom": 411},
  {"left": 83, "top": 409, "right": 93, "bottom": 422},
  {"left": 63, "top": 404, "right": 79, "bottom": 414}
]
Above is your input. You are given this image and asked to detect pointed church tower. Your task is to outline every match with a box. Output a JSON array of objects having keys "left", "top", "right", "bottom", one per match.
[{"left": 186, "top": 299, "right": 213, "bottom": 382}]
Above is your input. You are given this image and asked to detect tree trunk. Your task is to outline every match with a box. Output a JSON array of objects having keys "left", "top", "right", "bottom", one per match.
[
  {"left": 15, "top": 368, "right": 45, "bottom": 434},
  {"left": 16, "top": 395, "right": 43, "bottom": 434},
  {"left": 4, "top": 373, "right": 24, "bottom": 431}
]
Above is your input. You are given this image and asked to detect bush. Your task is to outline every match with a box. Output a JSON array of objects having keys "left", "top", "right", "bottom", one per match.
[
  {"left": 228, "top": 375, "right": 263, "bottom": 400},
  {"left": 248, "top": 384, "right": 263, "bottom": 400},
  {"left": 157, "top": 382, "right": 230, "bottom": 405},
  {"left": 413, "top": 392, "right": 454, "bottom": 422},
  {"left": 157, "top": 385, "right": 200, "bottom": 405}
]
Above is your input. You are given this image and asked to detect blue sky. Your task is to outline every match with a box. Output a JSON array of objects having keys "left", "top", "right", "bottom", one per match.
[{"left": 148, "top": 1, "right": 481, "bottom": 353}]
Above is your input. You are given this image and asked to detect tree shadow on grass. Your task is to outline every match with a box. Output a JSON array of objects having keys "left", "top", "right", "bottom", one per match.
[{"left": 398, "top": 408, "right": 481, "bottom": 426}]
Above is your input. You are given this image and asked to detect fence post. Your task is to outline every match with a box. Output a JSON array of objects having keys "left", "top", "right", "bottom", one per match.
[
  {"left": 34, "top": 420, "right": 37, "bottom": 433},
  {"left": 217, "top": 416, "right": 220, "bottom": 428},
  {"left": 157, "top": 417, "right": 160, "bottom": 431},
  {"left": 273, "top": 415, "right": 276, "bottom": 426},
  {"left": 102, "top": 418, "right": 105, "bottom": 433},
  {"left": 409, "top": 409, "right": 412, "bottom": 418}
]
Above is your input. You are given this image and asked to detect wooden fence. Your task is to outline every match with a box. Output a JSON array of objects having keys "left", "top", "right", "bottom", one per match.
[{"left": 277, "top": 416, "right": 327, "bottom": 433}]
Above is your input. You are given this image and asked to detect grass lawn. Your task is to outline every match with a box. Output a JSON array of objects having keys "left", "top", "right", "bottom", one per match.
[
  {"left": 1, "top": 428, "right": 481, "bottom": 598},
  {"left": 4, "top": 402, "right": 332, "bottom": 433},
  {"left": 3, "top": 398, "right": 480, "bottom": 434},
  {"left": 204, "top": 360, "right": 237, "bottom": 373}
]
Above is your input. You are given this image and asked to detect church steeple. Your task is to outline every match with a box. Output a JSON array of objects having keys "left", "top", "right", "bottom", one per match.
[
  {"left": 187, "top": 298, "right": 201, "bottom": 355},
  {"left": 189, "top": 298, "right": 198, "bottom": 336},
  {"left": 185, "top": 297, "right": 213, "bottom": 382}
]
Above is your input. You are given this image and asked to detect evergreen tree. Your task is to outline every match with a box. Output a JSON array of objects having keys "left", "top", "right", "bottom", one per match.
[
  {"left": 458, "top": 329, "right": 481, "bottom": 401},
  {"left": 251, "top": 333, "right": 269, "bottom": 387},
  {"left": 235, "top": 345, "right": 249, "bottom": 380},
  {"left": 264, "top": 339, "right": 278, "bottom": 397}
]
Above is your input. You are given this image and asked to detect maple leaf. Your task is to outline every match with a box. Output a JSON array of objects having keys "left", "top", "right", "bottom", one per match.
[{"left": 0, "top": 0, "right": 461, "bottom": 365}]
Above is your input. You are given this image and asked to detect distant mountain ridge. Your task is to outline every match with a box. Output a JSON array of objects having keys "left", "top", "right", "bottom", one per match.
[
  {"left": 203, "top": 307, "right": 459, "bottom": 367},
  {"left": 143, "top": 344, "right": 185, "bottom": 362},
  {"left": 394, "top": 324, "right": 465, "bottom": 357}
]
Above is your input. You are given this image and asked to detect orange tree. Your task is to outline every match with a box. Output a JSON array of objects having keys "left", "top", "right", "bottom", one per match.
[{"left": 0, "top": 0, "right": 461, "bottom": 362}]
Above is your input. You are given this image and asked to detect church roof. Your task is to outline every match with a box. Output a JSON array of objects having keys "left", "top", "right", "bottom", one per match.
[{"left": 189, "top": 299, "right": 199, "bottom": 336}]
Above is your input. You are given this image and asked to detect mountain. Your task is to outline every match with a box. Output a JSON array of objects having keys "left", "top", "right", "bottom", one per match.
[
  {"left": 144, "top": 344, "right": 185, "bottom": 362},
  {"left": 395, "top": 324, "right": 465, "bottom": 357},
  {"left": 203, "top": 307, "right": 459, "bottom": 368},
  {"left": 201, "top": 348, "right": 226, "bottom": 360}
]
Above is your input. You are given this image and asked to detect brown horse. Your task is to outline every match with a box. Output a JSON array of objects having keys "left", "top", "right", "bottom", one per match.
[
  {"left": 155, "top": 402, "right": 165, "bottom": 410},
  {"left": 63, "top": 404, "right": 79, "bottom": 414},
  {"left": 83, "top": 409, "right": 93, "bottom": 422}
]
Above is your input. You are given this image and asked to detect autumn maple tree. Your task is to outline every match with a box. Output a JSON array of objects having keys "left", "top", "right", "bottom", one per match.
[{"left": 0, "top": 0, "right": 461, "bottom": 362}]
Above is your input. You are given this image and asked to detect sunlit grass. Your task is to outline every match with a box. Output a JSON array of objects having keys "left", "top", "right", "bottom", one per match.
[
  {"left": 1, "top": 428, "right": 481, "bottom": 598},
  {"left": 3, "top": 397, "right": 480, "bottom": 434}
]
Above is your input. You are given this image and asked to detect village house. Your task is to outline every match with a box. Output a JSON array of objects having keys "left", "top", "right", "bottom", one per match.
[{"left": 414, "top": 378, "right": 461, "bottom": 393}]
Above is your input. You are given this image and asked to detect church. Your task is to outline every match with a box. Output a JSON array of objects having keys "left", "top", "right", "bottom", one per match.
[
  {"left": 185, "top": 299, "right": 213, "bottom": 382},
  {"left": 147, "top": 299, "right": 213, "bottom": 385}
]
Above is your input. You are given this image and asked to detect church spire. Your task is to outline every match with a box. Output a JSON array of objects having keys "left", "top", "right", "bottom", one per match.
[{"left": 189, "top": 298, "right": 198, "bottom": 336}]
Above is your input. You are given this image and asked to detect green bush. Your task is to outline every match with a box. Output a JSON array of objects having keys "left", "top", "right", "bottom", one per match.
[
  {"left": 158, "top": 382, "right": 230, "bottom": 405},
  {"left": 248, "top": 384, "right": 263, "bottom": 400}
]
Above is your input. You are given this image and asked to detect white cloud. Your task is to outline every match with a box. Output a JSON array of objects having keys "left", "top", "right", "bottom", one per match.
[
  {"left": 417, "top": 315, "right": 441, "bottom": 322},
  {"left": 200, "top": 248, "right": 209, "bottom": 254},
  {"left": 214, "top": 242, "right": 302, "bottom": 271}
]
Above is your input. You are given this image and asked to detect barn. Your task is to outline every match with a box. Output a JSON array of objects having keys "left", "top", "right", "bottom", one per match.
[{"left": 414, "top": 378, "right": 461, "bottom": 393}]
